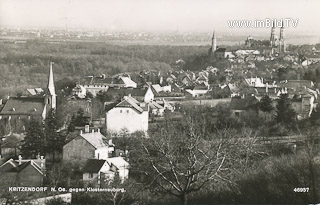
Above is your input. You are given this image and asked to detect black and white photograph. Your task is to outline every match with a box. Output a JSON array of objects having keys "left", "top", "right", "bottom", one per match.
[{"left": 0, "top": 0, "right": 320, "bottom": 204}]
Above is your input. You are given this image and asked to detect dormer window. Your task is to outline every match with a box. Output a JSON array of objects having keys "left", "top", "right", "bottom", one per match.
[{"left": 12, "top": 108, "right": 15, "bottom": 111}]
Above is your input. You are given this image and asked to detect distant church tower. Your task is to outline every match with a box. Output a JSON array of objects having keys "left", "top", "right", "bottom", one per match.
[
  {"left": 208, "top": 30, "right": 217, "bottom": 57},
  {"left": 45, "top": 62, "right": 56, "bottom": 110},
  {"left": 270, "top": 26, "right": 276, "bottom": 47},
  {"left": 279, "top": 26, "right": 286, "bottom": 53},
  {"left": 211, "top": 31, "right": 217, "bottom": 52}
]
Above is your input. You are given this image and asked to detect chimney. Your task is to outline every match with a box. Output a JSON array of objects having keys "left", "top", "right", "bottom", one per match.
[
  {"left": 128, "top": 94, "right": 131, "bottom": 97},
  {"left": 266, "top": 83, "right": 269, "bottom": 93},
  {"left": 97, "top": 128, "right": 100, "bottom": 133},
  {"left": 92, "top": 129, "right": 94, "bottom": 134},
  {"left": 0, "top": 99, "right": 2, "bottom": 105},
  {"left": 18, "top": 155, "right": 22, "bottom": 165},
  {"left": 85, "top": 125, "right": 90, "bottom": 133},
  {"left": 80, "top": 130, "right": 83, "bottom": 135}
]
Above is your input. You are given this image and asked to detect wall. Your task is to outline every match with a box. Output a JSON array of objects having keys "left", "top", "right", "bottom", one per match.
[
  {"left": 18, "top": 164, "right": 43, "bottom": 187},
  {"left": 63, "top": 136, "right": 95, "bottom": 161},
  {"left": 144, "top": 88, "right": 154, "bottom": 103},
  {"left": 106, "top": 107, "right": 148, "bottom": 133}
]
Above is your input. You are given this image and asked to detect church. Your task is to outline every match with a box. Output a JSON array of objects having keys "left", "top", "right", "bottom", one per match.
[
  {"left": 0, "top": 62, "right": 56, "bottom": 121},
  {"left": 270, "top": 25, "right": 286, "bottom": 53},
  {"left": 208, "top": 31, "right": 232, "bottom": 59}
]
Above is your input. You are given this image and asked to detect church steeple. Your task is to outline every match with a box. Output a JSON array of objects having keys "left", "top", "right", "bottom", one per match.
[
  {"left": 270, "top": 25, "right": 276, "bottom": 47},
  {"left": 212, "top": 30, "right": 217, "bottom": 52},
  {"left": 279, "top": 26, "right": 286, "bottom": 53},
  {"left": 46, "top": 62, "right": 56, "bottom": 109}
]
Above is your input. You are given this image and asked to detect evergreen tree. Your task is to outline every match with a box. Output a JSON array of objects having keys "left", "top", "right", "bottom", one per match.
[
  {"left": 21, "top": 118, "right": 45, "bottom": 158},
  {"left": 259, "top": 95, "right": 274, "bottom": 112},
  {"left": 45, "top": 109, "right": 65, "bottom": 161},
  {"left": 68, "top": 114, "right": 76, "bottom": 132},
  {"left": 275, "top": 94, "right": 296, "bottom": 126},
  {"left": 74, "top": 108, "right": 90, "bottom": 126}
]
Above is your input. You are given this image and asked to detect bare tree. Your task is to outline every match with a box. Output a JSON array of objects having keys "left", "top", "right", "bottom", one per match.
[{"left": 141, "top": 117, "right": 228, "bottom": 205}]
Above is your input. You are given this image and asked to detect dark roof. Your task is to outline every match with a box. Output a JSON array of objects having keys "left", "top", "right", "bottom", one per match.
[
  {"left": 106, "top": 87, "right": 149, "bottom": 97},
  {"left": 82, "top": 159, "right": 106, "bottom": 173},
  {"left": 79, "top": 76, "right": 115, "bottom": 85},
  {"left": 0, "top": 97, "right": 45, "bottom": 116},
  {"left": 215, "top": 48, "right": 227, "bottom": 53},
  {"left": 279, "top": 80, "right": 313, "bottom": 89},
  {"left": 115, "top": 96, "right": 148, "bottom": 113}
]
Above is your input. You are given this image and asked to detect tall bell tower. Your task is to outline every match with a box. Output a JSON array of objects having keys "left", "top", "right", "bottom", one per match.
[
  {"left": 212, "top": 30, "right": 217, "bottom": 52},
  {"left": 270, "top": 25, "right": 276, "bottom": 47},
  {"left": 279, "top": 26, "right": 286, "bottom": 53},
  {"left": 46, "top": 62, "right": 56, "bottom": 109}
]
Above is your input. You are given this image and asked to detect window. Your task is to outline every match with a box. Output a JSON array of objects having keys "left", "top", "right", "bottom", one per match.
[
  {"left": 89, "top": 173, "right": 94, "bottom": 178},
  {"left": 120, "top": 110, "right": 122, "bottom": 113},
  {"left": 127, "top": 110, "right": 129, "bottom": 113},
  {"left": 235, "top": 112, "right": 240, "bottom": 117}
]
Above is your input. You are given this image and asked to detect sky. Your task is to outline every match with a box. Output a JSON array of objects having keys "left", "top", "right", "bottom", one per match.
[{"left": 1, "top": 0, "right": 320, "bottom": 34}]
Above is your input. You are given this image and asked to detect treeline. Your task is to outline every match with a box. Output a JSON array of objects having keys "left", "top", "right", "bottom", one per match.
[{"left": 0, "top": 41, "right": 208, "bottom": 95}]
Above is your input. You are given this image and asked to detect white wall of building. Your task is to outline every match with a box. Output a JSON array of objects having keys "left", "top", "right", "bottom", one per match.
[{"left": 106, "top": 107, "right": 148, "bottom": 133}]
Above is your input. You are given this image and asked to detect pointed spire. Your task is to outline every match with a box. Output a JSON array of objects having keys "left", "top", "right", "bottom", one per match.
[
  {"left": 211, "top": 30, "right": 217, "bottom": 52},
  {"left": 48, "top": 62, "right": 55, "bottom": 96}
]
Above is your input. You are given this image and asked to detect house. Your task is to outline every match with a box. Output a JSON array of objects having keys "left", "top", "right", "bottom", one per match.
[
  {"left": 0, "top": 63, "right": 56, "bottom": 121},
  {"left": 106, "top": 96, "right": 149, "bottom": 133},
  {"left": 215, "top": 48, "right": 228, "bottom": 58},
  {"left": 82, "top": 157, "right": 129, "bottom": 186},
  {"left": 106, "top": 86, "right": 154, "bottom": 103},
  {"left": 291, "top": 88, "right": 318, "bottom": 119},
  {"left": 279, "top": 80, "right": 314, "bottom": 91},
  {"left": 27, "top": 88, "right": 44, "bottom": 96},
  {"left": 105, "top": 157, "right": 129, "bottom": 182},
  {"left": 63, "top": 127, "right": 114, "bottom": 161},
  {"left": 0, "top": 156, "right": 45, "bottom": 187},
  {"left": 79, "top": 75, "right": 137, "bottom": 97},
  {"left": 230, "top": 96, "right": 259, "bottom": 117},
  {"left": 72, "top": 84, "right": 87, "bottom": 98},
  {"left": 149, "top": 101, "right": 165, "bottom": 116},
  {"left": 245, "top": 77, "right": 265, "bottom": 87}
]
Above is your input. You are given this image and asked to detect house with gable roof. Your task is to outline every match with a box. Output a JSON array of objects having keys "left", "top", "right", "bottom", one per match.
[
  {"left": 0, "top": 156, "right": 45, "bottom": 187},
  {"left": 106, "top": 96, "right": 149, "bottom": 133},
  {"left": 0, "top": 62, "right": 56, "bottom": 122},
  {"left": 63, "top": 127, "right": 114, "bottom": 161},
  {"left": 82, "top": 157, "right": 129, "bottom": 186}
]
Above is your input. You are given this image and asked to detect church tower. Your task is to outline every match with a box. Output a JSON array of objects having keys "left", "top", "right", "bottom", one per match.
[
  {"left": 279, "top": 26, "right": 286, "bottom": 53},
  {"left": 270, "top": 25, "right": 276, "bottom": 47},
  {"left": 45, "top": 62, "right": 56, "bottom": 109},
  {"left": 211, "top": 31, "right": 217, "bottom": 52}
]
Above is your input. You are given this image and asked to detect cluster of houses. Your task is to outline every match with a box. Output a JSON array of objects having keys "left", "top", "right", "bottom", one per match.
[{"left": 229, "top": 77, "right": 319, "bottom": 119}]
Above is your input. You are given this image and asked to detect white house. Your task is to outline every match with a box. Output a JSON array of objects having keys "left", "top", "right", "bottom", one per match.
[
  {"left": 106, "top": 96, "right": 149, "bottom": 133},
  {"left": 105, "top": 157, "right": 129, "bottom": 182},
  {"left": 82, "top": 157, "right": 129, "bottom": 186},
  {"left": 72, "top": 84, "right": 87, "bottom": 98}
]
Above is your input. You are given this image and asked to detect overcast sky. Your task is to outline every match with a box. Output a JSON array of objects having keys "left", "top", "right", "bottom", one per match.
[{"left": 1, "top": 0, "right": 319, "bottom": 34}]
